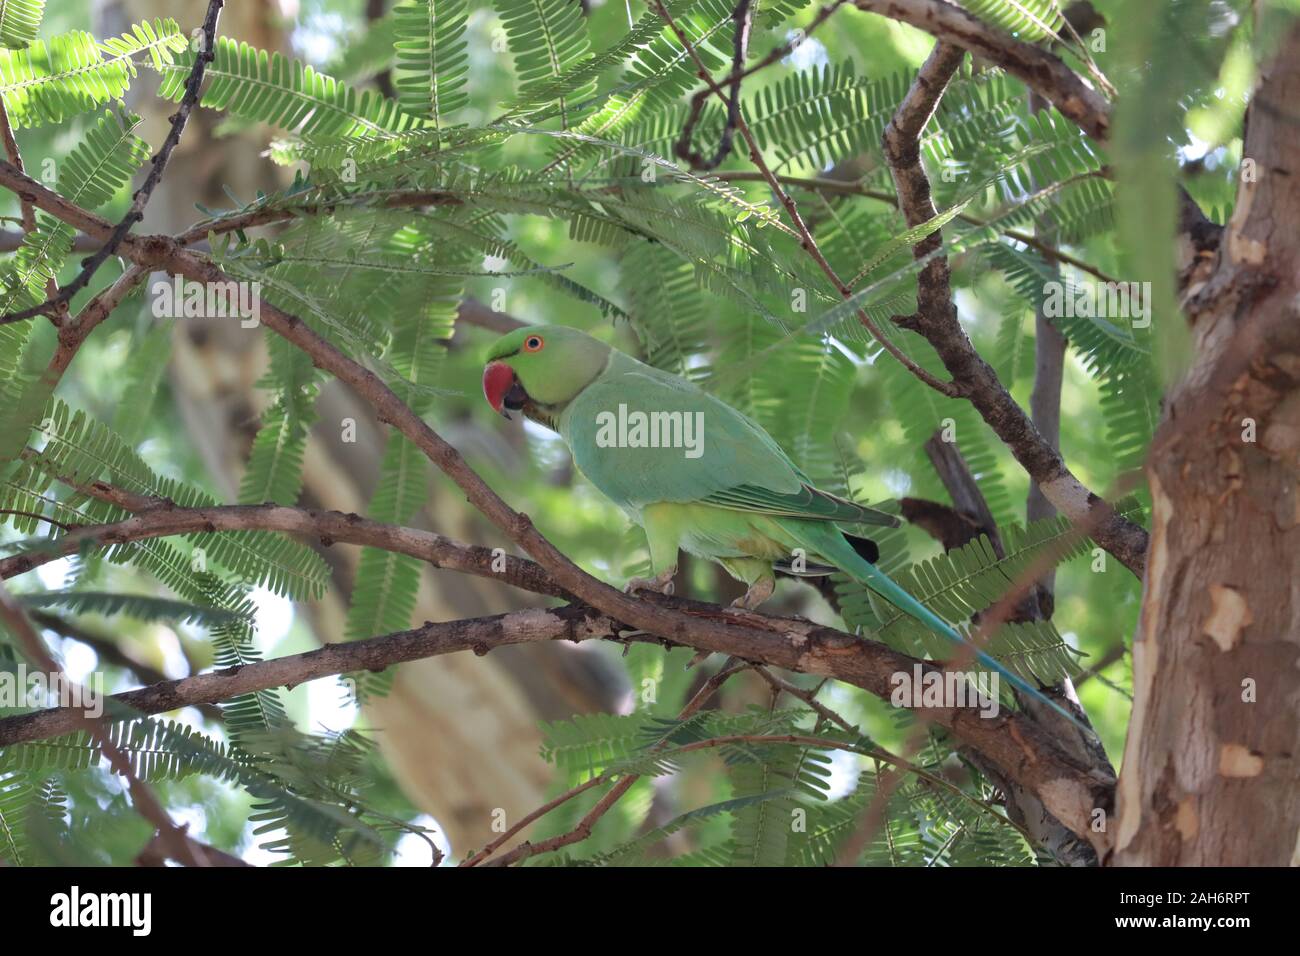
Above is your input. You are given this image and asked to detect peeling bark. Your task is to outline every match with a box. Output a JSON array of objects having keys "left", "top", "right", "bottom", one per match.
[{"left": 1113, "top": 20, "right": 1300, "bottom": 866}]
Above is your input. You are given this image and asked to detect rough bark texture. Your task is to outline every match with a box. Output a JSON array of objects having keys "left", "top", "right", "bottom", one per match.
[{"left": 1113, "top": 20, "right": 1300, "bottom": 866}]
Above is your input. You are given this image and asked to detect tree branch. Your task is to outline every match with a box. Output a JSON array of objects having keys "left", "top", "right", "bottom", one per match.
[
  {"left": 0, "top": 500, "right": 567, "bottom": 600},
  {"left": 853, "top": 0, "right": 1111, "bottom": 141},
  {"left": 651, "top": 0, "right": 961, "bottom": 397},
  {"left": 0, "top": 580, "right": 203, "bottom": 866},
  {"left": 711, "top": 169, "right": 1119, "bottom": 283},
  {"left": 0, "top": 0, "right": 225, "bottom": 325},
  {"left": 879, "top": 42, "right": 1148, "bottom": 578},
  {"left": 0, "top": 604, "right": 618, "bottom": 747}
]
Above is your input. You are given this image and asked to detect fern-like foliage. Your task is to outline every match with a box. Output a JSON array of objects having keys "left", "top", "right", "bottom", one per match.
[
  {"left": 730, "top": 744, "right": 831, "bottom": 866},
  {"left": 0, "top": 0, "right": 45, "bottom": 50},
  {"left": 0, "top": 718, "right": 234, "bottom": 782},
  {"left": 11, "top": 399, "right": 331, "bottom": 601},
  {"left": 342, "top": 436, "right": 427, "bottom": 697},
  {"left": 502, "top": 0, "right": 707, "bottom": 119},
  {"left": 837, "top": 505, "right": 1142, "bottom": 683},
  {"left": 156, "top": 37, "right": 426, "bottom": 140},
  {"left": 985, "top": 242, "right": 1160, "bottom": 473},
  {"left": 0, "top": 19, "right": 187, "bottom": 128},
  {"left": 15, "top": 590, "right": 242, "bottom": 627},
  {"left": 392, "top": 0, "right": 469, "bottom": 125},
  {"left": 0, "top": 109, "right": 149, "bottom": 316},
  {"left": 0, "top": 770, "right": 67, "bottom": 865},
  {"left": 546, "top": 0, "right": 734, "bottom": 170},
  {"left": 492, "top": 0, "right": 592, "bottom": 120},
  {"left": 0, "top": 718, "right": 401, "bottom": 865},
  {"left": 960, "top": 0, "right": 1063, "bottom": 43},
  {"left": 238, "top": 334, "right": 322, "bottom": 507}
]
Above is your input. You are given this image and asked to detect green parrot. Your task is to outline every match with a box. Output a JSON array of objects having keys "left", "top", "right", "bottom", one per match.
[{"left": 483, "top": 324, "right": 1083, "bottom": 729}]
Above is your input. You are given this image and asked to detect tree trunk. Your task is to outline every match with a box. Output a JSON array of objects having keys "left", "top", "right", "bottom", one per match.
[{"left": 1112, "top": 18, "right": 1300, "bottom": 866}]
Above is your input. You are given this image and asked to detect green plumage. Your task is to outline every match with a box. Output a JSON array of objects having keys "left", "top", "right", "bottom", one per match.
[{"left": 486, "top": 326, "right": 1088, "bottom": 731}]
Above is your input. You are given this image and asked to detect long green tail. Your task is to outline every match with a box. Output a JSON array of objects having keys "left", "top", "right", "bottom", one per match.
[{"left": 800, "top": 524, "right": 1091, "bottom": 735}]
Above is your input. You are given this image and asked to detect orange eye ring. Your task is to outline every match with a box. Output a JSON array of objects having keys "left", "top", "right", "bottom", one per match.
[{"left": 523, "top": 334, "right": 544, "bottom": 352}]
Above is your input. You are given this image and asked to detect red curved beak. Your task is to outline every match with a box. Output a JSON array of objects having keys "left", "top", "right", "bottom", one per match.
[{"left": 483, "top": 361, "right": 517, "bottom": 418}]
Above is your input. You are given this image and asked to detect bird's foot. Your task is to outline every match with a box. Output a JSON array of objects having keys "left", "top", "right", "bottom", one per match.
[
  {"left": 729, "top": 577, "right": 775, "bottom": 610},
  {"left": 624, "top": 566, "right": 677, "bottom": 597}
]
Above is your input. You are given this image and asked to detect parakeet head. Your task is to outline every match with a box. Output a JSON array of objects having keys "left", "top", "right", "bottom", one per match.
[{"left": 482, "top": 325, "right": 612, "bottom": 425}]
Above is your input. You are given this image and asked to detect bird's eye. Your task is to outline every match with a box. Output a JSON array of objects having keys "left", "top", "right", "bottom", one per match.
[{"left": 523, "top": 335, "right": 544, "bottom": 352}]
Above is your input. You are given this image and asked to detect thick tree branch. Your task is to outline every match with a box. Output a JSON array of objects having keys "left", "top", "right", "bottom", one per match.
[
  {"left": 880, "top": 42, "right": 1148, "bottom": 578},
  {"left": 0, "top": 528, "right": 1113, "bottom": 848},
  {"left": 853, "top": 0, "right": 1111, "bottom": 141},
  {"left": 0, "top": 605, "right": 616, "bottom": 747},
  {"left": 0, "top": 501, "right": 567, "bottom": 600}
]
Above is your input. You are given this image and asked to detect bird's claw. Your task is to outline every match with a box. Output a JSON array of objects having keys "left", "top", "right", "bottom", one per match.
[
  {"left": 624, "top": 567, "right": 677, "bottom": 597},
  {"left": 729, "top": 578, "right": 775, "bottom": 610}
]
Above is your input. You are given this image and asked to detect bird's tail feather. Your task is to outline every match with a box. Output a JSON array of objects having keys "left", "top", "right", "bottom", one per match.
[{"left": 805, "top": 526, "right": 1090, "bottom": 736}]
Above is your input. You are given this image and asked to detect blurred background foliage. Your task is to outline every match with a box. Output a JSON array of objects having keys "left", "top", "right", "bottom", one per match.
[{"left": 0, "top": 0, "right": 1262, "bottom": 865}]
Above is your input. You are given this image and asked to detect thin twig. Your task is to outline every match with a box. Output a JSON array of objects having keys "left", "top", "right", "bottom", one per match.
[
  {"left": 0, "top": 100, "right": 64, "bottom": 322},
  {"left": 675, "top": 0, "right": 754, "bottom": 170},
  {"left": 0, "top": 580, "right": 204, "bottom": 866},
  {"left": 711, "top": 170, "right": 1118, "bottom": 282},
  {"left": 651, "top": 0, "right": 962, "bottom": 398},
  {"left": 467, "top": 660, "right": 749, "bottom": 866},
  {"left": 0, "top": 0, "right": 224, "bottom": 325}
]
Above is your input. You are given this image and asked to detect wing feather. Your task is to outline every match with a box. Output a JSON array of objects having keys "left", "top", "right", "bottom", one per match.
[{"left": 561, "top": 353, "right": 896, "bottom": 527}]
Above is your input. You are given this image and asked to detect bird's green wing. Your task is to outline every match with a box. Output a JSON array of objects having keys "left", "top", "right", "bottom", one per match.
[
  {"left": 704, "top": 482, "right": 899, "bottom": 526},
  {"left": 560, "top": 354, "right": 897, "bottom": 527}
]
